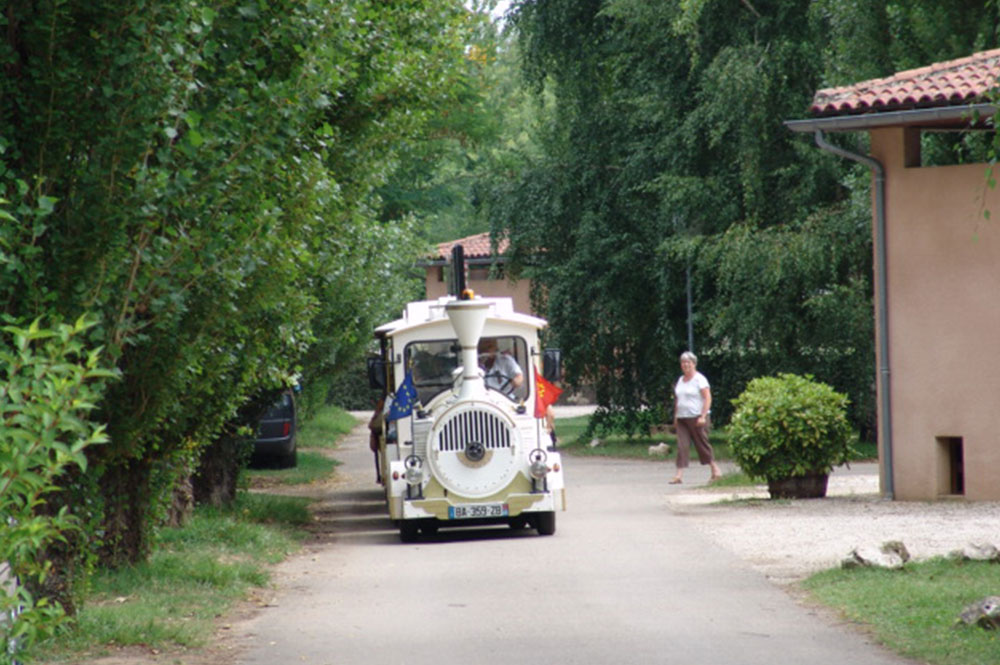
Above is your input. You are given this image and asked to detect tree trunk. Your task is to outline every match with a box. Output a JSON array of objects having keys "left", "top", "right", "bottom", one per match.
[
  {"left": 166, "top": 473, "right": 194, "bottom": 528},
  {"left": 98, "top": 458, "right": 154, "bottom": 568},
  {"left": 192, "top": 435, "right": 244, "bottom": 508}
]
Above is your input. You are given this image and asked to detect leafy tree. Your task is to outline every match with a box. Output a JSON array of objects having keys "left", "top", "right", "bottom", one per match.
[
  {"left": 811, "top": 0, "right": 1000, "bottom": 83},
  {"left": 493, "top": 0, "right": 835, "bottom": 427},
  {"left": 488, "top": 0, "right": 999, "bottom": 434},
  {"left": 0, "top": 0, "right": 473, "bottom": 573},
  {"left": 378, "top": 3, "right": 544, "bottom": 247},
  {"left": 684, "top": 179, "right": 874, "bottom": 426}
]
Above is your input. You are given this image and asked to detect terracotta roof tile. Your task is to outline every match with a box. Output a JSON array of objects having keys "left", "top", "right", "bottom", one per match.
[
  {"left": 811, "top": 48, "right": 1000, "bottom": 116},
  {"left": 434, "top": 231, "right": 508, "bottom": 261}
]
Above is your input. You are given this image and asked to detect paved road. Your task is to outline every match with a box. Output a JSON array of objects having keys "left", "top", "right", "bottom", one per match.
[{"left": 236, "top": 420, "right": 918, "bottom": 665}]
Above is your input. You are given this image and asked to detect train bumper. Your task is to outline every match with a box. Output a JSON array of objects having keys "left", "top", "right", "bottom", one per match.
[{"left": 387, "top": 457, "right": 566, "bottom": 522}]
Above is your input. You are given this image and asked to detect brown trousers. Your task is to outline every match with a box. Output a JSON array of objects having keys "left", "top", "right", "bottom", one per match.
[{"left": 675, "top": 417, "right": 714, "bottom": 468}]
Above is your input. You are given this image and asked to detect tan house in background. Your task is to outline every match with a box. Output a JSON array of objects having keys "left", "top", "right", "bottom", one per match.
[
  {"left": 421, "top": 232, "right": 595, "bottom": 405},
  {"left": 787, "top": 49, "right": 1000, "bottom": 500},
  {"left": 421, "top": 231, "right": 537, "bottom": 316}
]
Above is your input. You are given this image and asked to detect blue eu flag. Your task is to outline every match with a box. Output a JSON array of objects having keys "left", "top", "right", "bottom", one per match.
[{"left": 387, "top": 372, "right": 418, "bottom": 421}]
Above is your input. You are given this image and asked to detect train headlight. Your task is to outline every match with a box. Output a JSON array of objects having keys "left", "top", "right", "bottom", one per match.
[
  {"left": 404, "top": 455, "right": 424, "bottom": 486},
  {"left": 465, "top": 440, "right": 486, "bottom": 462},
  {"left": 528, "top": 448, "right": 549, "bottom": 480}
]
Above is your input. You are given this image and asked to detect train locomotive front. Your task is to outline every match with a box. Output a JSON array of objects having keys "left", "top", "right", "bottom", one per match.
[{"left": 370, "top": 293, "right": 565, "bottom": 542}]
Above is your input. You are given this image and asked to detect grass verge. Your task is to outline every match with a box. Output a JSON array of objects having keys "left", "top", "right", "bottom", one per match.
[
  {"left": 802, "top": 558, "right": 1000, "bottom": 665},
  {"left": 297, "top": 407, "right": 361, "bottom": 449},
  {"left": 30, "top": 404, "right": 358, "bottom": 663},
  {"left": 555, "top": 414, "right": 733, "bottom": 461},
  {"left": 555, "top": 414, "right": 877, "bottom": 464},
  {"left": 29, "top": 493, "right": 310, "bottom": 663},
  {"left": 247, "top": 450, "right": 341, "bottom": 486}
]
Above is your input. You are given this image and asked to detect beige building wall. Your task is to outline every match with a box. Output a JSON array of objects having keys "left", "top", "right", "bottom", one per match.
[
  {"left": 870, "top": 127, "right": 1000, "bottom": 500},
  {"left": 424, "top": 264, "right": 536, "bottom": 317}
]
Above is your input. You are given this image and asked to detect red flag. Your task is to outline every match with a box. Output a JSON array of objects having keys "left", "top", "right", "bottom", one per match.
[{"left": 534, "top": 369, "right": 563, "bottom": 419}]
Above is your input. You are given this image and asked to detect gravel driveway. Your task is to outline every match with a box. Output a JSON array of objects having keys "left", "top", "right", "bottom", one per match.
[{"left": 663, "top": 462, "right": 1000, "bottom": 584}]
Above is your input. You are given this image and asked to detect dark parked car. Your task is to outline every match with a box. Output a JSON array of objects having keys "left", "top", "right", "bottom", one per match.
[{"left": 250, "top": 390, "right": 297, "bottom": 468}]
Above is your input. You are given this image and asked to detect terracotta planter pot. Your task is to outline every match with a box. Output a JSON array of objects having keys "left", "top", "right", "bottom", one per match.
[{"left": 767, "top": 472, "right": 829, "bottom": 499}]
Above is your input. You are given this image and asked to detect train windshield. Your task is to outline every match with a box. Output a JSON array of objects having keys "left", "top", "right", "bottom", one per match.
[{"left": 405, "top": 336, "right": 529, "bottom": 404}]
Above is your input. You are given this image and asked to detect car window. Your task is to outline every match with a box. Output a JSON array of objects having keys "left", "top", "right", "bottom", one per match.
[{"left": 262, "top": 392, "right": 294, "bottom": 420}]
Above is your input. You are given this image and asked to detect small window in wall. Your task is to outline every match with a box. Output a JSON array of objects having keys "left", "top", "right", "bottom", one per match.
[
  {"left": 437, "top": 266, "right": 445, "bottom": 282},
  {"left": 468, "top": 266, "right": 491, "bottom": 281},
  {"left": 937, "top": 436, "right": 964, "bottom": 496}
]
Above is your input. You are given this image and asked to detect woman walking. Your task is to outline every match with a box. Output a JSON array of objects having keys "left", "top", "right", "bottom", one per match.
[{"left": 670, "top": 351, "right": 722, "bottom": 484}]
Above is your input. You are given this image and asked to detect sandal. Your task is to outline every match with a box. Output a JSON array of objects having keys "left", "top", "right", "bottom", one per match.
[{"left": 669, "top": 477, "right": 683, "bottom": 484}]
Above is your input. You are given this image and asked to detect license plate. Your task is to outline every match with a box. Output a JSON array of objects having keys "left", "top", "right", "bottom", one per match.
[{"left": 448, "top": 503, "right": 509, "bottom": 519}]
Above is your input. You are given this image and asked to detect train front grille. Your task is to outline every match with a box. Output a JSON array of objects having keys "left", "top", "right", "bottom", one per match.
[{"left": 435, "top": 409, "right": 512, "bottom": 453}]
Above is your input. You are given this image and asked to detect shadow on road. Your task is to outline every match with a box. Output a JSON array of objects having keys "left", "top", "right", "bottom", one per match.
[
  {"left": 302, "top": 485, "right": 544, "bottom": 547},
  {"left": 293, "top": 420, "right": 550, "bottom": 547}
]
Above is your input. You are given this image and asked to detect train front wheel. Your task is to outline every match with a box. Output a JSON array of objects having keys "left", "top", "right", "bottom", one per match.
[
  {"left": 533, "top": 511, "right": 556, "bottom": 536},
  {"left": 399, "top": 522, "right": 419, "bottom": 542}
]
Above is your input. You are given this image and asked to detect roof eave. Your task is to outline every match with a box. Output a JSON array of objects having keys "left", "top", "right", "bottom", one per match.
[
  {"left": 785, "top": 103, "right": 998, "bottom": 133},
  {"left": 416, "top": 256, "right": 508, "bottom": 268}
]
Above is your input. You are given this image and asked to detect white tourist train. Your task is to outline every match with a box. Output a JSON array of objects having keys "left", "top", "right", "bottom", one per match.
[{"left": 368, "top": 249, "right": 565, "bottom": 542}]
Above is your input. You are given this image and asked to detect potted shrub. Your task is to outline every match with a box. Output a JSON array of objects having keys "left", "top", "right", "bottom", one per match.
[{"left": 729, "top": 373, "right": 854, "bottom": 499}]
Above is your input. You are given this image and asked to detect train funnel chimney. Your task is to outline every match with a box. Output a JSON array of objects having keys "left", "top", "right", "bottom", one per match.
[{"left": 446, "top": 299, "right": 489, "bottom": 399}]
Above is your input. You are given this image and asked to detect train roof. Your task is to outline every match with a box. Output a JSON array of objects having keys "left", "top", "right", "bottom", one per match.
[{"left": 374, "top": 295, "right": 546, "bottom": 339}]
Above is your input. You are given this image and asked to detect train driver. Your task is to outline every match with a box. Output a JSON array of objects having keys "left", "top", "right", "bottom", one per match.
[{"left": 478, "top": 337, "right": 524, "bottom": 395}]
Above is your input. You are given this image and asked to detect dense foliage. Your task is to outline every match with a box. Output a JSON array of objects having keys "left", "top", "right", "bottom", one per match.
[
  {"left": 380, "top": 2, "right": 542, "bottom": 246},
  {"left": 486, "top": 0, "right": 1000, "bottom": 433},
  {"left": 0, "top": 0, "right": 477, "bottom": 580},
  {"left": 0, "top": 316, "right": 114, "bottom": 661},
  {"left": 728, "top": 373, "right": 853, "bottom": 483}
]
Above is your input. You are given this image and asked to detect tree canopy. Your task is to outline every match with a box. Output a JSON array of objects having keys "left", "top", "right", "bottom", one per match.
[
  {"left": 1, "top": 0, "right": 480, "bottom": 577},
  {"left": 485, "top": 0, "right": 1000, "bottom": 432}
]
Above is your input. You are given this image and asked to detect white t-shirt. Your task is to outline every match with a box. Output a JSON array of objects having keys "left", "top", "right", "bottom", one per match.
[
  {"left": 482, "top": 353, "right": 522, "bottom": 392},
  {"left": 674, "top": 371, "right": 710, "bottom": 418}
]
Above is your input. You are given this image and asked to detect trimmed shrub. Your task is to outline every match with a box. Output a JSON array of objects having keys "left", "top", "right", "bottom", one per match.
[{"left": 729, "top": 373, "right": 854, "bottom": 483}]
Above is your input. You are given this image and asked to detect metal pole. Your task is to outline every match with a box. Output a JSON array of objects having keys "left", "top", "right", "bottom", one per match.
[
  {"left": 686, "top": 264, "right": 694, "bottom": 352},
  {"left": 812, "top": 130, "right": 893, "bottom": 500}
]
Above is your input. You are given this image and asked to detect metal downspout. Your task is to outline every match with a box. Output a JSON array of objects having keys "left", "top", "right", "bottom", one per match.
[{"left": 812, "top": 130, "right": 894, "bottom": 499}]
